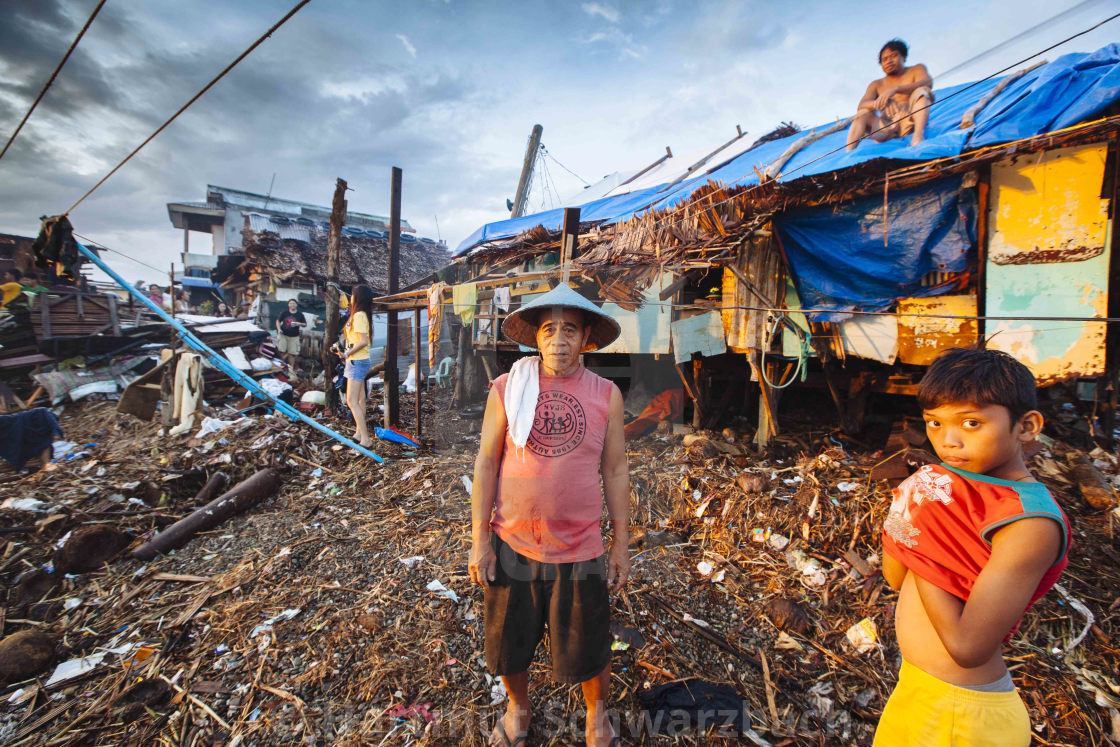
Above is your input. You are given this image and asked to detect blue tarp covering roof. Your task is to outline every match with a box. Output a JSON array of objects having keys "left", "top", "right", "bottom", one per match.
[
  {"left": 775, "top": 176, "right": 977, "bottom": 321},
  {"left": 180, "top": 276, "right": 215, "bottom": 288},
  {"left": 455, "top": 44, "right": 1120, "bottom": 257}
]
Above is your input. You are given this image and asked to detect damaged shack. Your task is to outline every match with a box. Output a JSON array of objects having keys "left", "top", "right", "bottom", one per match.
[
  {"left": 170, "top": 185, "right": 450, "bottom": 368},
  {"left": 387, "top": 45, "right": 1120, "bottom": 444}
]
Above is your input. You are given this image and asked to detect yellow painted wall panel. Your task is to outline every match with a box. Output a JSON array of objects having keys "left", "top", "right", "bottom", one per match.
[
  {"left": 897, "top": 294, "right": 978, "bottom": 366},
  {"left": 986, "top": 142, "right": 1111, "bottom": 384}
]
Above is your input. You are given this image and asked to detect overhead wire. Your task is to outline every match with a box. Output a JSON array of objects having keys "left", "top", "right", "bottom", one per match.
[
  {"left": 73, "top": 232, "right": 166, "bottom": 275},
  {"left": 541, "top": 144, "right": 591, "bottom": 186},
  {"left": 598, "top": 8, "right": 1120, "bottom": 241},
  {"left": 0, "top": 0, "right": 108, "bottom": 163},
  {"left": 938, "top": 0, "right": 1108, "bottom": 81},
  {"left": 64, "top": 0, "right": 311, "bottom": 215}
]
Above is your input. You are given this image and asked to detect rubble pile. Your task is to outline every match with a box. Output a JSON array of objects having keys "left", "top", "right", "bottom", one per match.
[{"left": 0, "top": 398, "right": 1117, "bottom": 746}]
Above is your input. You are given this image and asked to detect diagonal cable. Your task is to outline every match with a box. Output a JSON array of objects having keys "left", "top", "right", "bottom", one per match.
[
  {"left": 0, "top": 0, "right": 108, "bottom": 162},
  {"left": 65, "top": 0, "right": 310, "bottom": 214}
]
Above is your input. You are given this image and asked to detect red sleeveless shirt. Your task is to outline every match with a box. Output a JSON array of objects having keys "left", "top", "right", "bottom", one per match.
[
  {"left": 883, "top": 463, "right": 1070, "bottom": 631},
  {"left": 490, "top": 366, "right": 613, "bottom": 563}
]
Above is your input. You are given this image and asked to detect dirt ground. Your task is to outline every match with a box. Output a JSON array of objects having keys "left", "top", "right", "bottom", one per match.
[{"left": 0, "top": 384, "right": 1118, "bottom": 746}]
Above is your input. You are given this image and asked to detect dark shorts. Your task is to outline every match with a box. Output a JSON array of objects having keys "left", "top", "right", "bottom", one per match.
[{"left": 484, "top": 533, "right": 611, "bottom": 684}]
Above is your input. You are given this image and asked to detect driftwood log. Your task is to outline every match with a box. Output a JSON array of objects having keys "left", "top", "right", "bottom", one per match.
[
  {"left": 131, "top": 468, "right": 280, "bottom": 560},
  {"left": 191, "top": 471, "right": 230, "bottom": 506}
]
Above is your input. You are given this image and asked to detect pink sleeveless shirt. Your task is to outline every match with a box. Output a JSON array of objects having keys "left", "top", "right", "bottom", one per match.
[{"left": 490, "top": 366, "right": 613, "bottom": 563}]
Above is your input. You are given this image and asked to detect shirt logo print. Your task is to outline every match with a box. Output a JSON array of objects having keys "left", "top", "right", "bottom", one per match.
[
  {"left": 528, "top": 390, "right": 586, "bottom": 458},
  {"left": 912, "top": 465, "right": 954, "bottom": 506}
]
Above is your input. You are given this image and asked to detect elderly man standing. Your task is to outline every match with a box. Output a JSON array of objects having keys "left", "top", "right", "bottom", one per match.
[
  {"left": 846, "top": 39, "right": 934, "bottom": 150},
  {"left": 469, "top": 284, "right": 629, "bottom": 747}
]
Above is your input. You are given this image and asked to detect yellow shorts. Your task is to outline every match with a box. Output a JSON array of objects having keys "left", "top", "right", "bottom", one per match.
[{"left": 873, "top": 660, "right": 1030, "bottom": 747}]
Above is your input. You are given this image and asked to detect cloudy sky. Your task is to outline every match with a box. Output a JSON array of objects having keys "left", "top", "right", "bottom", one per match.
[{"left": 0, "top": 0, "right": 1116, "bottom": 283}]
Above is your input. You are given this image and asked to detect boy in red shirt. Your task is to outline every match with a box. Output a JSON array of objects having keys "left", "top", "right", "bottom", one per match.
[{"left": 877, "top": 348, "right": 1070, "bottom": 745}]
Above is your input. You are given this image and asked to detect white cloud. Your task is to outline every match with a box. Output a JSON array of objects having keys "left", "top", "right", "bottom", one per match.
[
  {"left": 581, "top": 2, "right": 620, "bottom": 23},
  {"left": 396, "top": 33, "right": 417, "bottom": 58},
  {"left": 584, "top": 28, "right": 645, "bottom": 59},
  {"left": 320, "top": 74, "right": 409, "bottom": 101}
]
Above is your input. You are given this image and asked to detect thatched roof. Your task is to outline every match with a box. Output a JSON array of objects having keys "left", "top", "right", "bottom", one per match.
[{"left": 232, "top": 228, "right": 449, "bottom": 294}]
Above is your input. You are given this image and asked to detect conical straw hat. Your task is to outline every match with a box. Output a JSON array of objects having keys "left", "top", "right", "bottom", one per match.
[{"left": 502, "top": 283, "right": 621, "bottom": 351}]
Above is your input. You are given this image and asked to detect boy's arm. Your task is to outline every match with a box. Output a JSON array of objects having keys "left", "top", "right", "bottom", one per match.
[
  {"left": 913, "top": 517, "right": 1061, "bottom": 668},
  {"left": 881, "top": 548, "right": 908, "bottom": 590}
]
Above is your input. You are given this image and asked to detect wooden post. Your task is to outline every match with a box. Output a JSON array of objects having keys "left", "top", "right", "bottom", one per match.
[
  {"left": 692, "top": 357, "right": 703, "bottom": 429},
  {"left": 511, "top": 124, "right": 543, "bottom": 218},
  {"left": 747, "top": 351, "right": 778, "bottom": 445},
  {"left": 384, "top": 166, "right": 402, "bottom": 427},
  {"left": 414, "top": 306, "right": 422, "bottom": 437},
  {"left": 323, "top": 178, "right": 347, "bottom": 413},
  {"left": 559, "top": 207, "right": 580, "bottom": 284}
]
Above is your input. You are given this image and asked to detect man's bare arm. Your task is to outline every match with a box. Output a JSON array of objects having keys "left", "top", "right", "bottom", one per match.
[
  {"left": 601, "top": 384, "right": 631, "bottom": 593},
  {"left": 856, "top": 80, "right": 880, "bottom": 112},
  {"left": 913, "top": 517, "right": 1060, "bottom": 668},
  {"left": 874, "top": 64, "right": 933, "bottom": 110},
  {"left": 469, "top": 386, "right": 507, "bottom": 587}
]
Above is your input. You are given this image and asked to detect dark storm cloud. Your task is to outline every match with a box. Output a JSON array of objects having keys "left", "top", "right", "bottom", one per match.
[{"left": 0, "top": 1, "right": 138, "bottom": 119}]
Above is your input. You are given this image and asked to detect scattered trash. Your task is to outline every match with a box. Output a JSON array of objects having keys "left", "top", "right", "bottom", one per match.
[
  {"left": 845, "top": 617, "right": 879, "bottom": 654},
  {"left": 426, "top": 579, "right": 459, "bottom": 603},
  {"left": 250, "top": 608, "right": 302, "bottom": 638},
  {"left": 45, "top": 642, "right": 141, "bottom": 687},
  {"left": 1, "top": 497, "right": 50, "bottom": 512}
]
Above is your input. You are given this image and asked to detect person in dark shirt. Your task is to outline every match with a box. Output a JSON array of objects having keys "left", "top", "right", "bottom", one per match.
[{"left": 275, "top": 298, "right": 307, "bottom": 374}]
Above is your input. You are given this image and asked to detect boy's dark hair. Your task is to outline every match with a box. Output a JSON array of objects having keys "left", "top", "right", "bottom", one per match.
[
  {"left": 880, "top": 39, "right": 908, "bottom": 61},
  {"left": 6, "top": 268, "right": 21, "bottom": 280},
  {"left": 918, "top": 347, "right": 1037, "bottom": 425}
]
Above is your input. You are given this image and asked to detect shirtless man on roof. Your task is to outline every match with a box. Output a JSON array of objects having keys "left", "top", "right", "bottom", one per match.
[{"left": 846, "top": 39, "right": 933, "bottom": 151}]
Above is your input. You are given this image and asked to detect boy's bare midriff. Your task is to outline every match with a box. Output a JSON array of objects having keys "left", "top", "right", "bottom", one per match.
[{"left": 894, "top": 571, "right": 1007, "bottom": 686}]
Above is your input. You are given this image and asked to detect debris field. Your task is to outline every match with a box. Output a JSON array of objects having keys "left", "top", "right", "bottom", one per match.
[{"left": 0, "top": 392, "right": 1118, "bottom": 746}]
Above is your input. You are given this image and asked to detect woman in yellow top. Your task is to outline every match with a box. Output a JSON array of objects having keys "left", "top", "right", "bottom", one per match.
[
  {"left": 1, "top": 269, "right": 24, "bottom": 309},
  {"left": 339, "top": 284, "right": 374, "bottom": 447}
]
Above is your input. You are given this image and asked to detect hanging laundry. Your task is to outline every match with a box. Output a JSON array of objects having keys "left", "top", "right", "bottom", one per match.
[
  {"left": 493, "top": 286, "right": 511, "bottom": 313},
  {"left": 168, "top": 353, "right": 204, "bottom": 436},
  {"left": 427, "top": 281, "right": 448, "bottom": 365},
  {"left": 452, "top": 282, "right": 478, "bottom": 326},
  {"left": 32, "top": 215, "right": 82, "bottom": 280}
]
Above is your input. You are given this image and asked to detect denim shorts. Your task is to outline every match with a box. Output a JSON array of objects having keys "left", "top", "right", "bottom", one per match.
[{"left": 344, "top": 357, "right": 371, "bottom": 381}]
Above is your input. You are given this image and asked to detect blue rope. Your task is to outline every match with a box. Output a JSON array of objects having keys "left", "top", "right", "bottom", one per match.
[{"left": 75, "top": 241, "right": 385, "bottom": 462}]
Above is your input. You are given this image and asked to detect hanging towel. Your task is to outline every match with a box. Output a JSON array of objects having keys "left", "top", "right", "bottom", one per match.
[
  {"left": 504, "top": 355, "right": 539, "bottom": 451},
  {"left": 169, "top": 352, "right": 203, "bottom": 436},
  {"left": 452, "top": 282, "right": 478, "bottom": 326},
  {"left": 427, "top": 281, "right": 448, "bottom": 365},
  {"left": 493, "top": 286, "right": 511, "bottom": 313}
]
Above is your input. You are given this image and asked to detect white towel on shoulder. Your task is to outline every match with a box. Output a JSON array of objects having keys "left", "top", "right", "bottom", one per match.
[{"left": 504, "top": 355, "right": 539, "bottom": 450}]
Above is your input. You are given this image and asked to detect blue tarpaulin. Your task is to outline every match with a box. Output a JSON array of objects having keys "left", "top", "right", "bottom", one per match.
[
  {"left": 455, "top": 45, "right": 1120, "bottom": 258},
  {"left": 775, "top": 176, "right": 977, "bottom": 321},
  {"left": 180, "top": 276, "right": 214, "bottom": 288}
]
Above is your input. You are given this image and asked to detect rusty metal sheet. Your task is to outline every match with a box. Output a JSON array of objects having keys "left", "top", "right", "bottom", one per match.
[
  {"left": 985, "top": 142, "right": 1111, "bottom": 384},
  {"left": 897, "top": 294, "right": 978, "bottom": 366}
]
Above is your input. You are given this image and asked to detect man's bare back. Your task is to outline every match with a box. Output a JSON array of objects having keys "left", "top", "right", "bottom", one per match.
[{"left": 847, "top": 39, "right": 934, "bottom": 150}]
